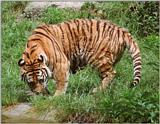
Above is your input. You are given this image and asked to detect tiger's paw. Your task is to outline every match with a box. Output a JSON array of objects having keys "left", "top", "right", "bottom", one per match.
[
  {"left": 92, "top": 87, "right": 101, "bottom": 93},
  {"left": 54, "top": 90, "right": 65, "bottom": 97},
  {"left": 92, "top": 88, "right": 98, "bottom": 93},
  {"left": 92, "top": 85, "right": 105, "bottom": 94}
]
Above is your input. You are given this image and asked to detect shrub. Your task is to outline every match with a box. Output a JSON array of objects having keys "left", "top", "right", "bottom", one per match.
[{"left": 126, "top": 1, "right": 159, "bottom": 37}]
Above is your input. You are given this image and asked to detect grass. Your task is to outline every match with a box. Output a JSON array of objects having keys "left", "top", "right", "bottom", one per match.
[{"left": 2, "top": 1, "right": 159, "bottom": 123}]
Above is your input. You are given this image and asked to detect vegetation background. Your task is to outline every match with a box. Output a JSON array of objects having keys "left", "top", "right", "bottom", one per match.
[{"left": 2, "top": 1, "right": 159, "bottom": 123}]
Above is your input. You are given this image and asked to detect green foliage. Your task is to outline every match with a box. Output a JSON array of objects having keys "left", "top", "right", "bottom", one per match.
[
  {"left": 2, "top": 18, "right": 36, "bottom": 105},
  {"left": 81, "top": 2, "right": 159, "bottom": 37},
  {"left": 2, "top": 1, "right": 159, "bottom": 123},
  {"left": 126, "top": 2, "right": 159, "bottom": 37},
  {"left": 67, "top": 66, "right": 100, "bottom": 95},
  {"left": 2, "top": 1, "right": 28, "bottom": 23},
  {"left": 2, "top": 2, "right": 37, "bottom": 105},
  {"left": 40, "top": 7, "right": 89, "bottom": 24},
  {"left": 30, "top": 61, "right": 159, "bottom": 122}
]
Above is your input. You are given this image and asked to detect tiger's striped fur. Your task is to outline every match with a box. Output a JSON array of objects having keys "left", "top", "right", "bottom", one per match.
[{"left": 18, "top": 19, "right": 142, "bottom": 96}]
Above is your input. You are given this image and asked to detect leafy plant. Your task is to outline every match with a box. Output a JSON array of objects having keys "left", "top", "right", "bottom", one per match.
[{"left": 126, "top": 1, "right": 159, "bottom": 37}]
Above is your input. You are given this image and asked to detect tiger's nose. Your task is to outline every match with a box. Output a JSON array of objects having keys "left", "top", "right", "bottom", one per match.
[
  {"left": 35, "top": 92, "right": 41, "bottom": 95},
  {"left": 35, "top": 91, "right": 41, "bottom": 95},
  {"left": 33, "top": 90, "right": 41, "bottom": 95}
]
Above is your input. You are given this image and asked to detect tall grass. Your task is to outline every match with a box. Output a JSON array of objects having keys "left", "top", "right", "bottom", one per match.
[{"left": 2, "top": 1, "right": 159, "bottom": 122}]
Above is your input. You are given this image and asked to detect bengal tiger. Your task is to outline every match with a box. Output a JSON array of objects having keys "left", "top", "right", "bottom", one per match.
[{"left": 18, "top": 19, "right": 142, "bottom": 96}]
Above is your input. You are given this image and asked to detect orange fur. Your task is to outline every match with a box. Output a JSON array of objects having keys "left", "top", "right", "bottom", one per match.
[{"left": 18, "top": 19, "right": 141, "bottom": 95}]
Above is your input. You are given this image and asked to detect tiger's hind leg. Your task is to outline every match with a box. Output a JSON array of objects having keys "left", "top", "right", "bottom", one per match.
[{"left": 92, "top": 65, "right": 116, "bottom": 93}]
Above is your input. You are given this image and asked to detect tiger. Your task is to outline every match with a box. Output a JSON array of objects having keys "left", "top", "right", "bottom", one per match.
[{"left": 18, "top": 19, "right": 142, "bottom": 96}]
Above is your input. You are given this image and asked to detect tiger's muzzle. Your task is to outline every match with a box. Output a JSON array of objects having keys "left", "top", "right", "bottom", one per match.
[{"left": 22, "top": 68, "right": 50, "bottom": 95}]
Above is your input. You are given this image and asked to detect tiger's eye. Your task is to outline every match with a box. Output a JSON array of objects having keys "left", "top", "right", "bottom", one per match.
[{"left": 39, "top": 79, "right": 44, "bottom": 83}]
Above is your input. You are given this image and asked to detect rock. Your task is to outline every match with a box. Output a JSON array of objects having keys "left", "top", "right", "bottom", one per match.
[
  {"left": 2, "top": 103, "right": 32, "bottom": 117},
  {"left": 25, "top": 2, "right": 85, "bottom": 11},
  {"left": 2, "top": 103, "right": 56, "bottom": 123},
  {"left": 17, "top": 2, "right": 85, "bottom": 21}
]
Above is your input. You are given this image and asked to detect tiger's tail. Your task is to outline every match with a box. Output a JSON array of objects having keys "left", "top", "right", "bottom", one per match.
[{"left": 123, "top": 32, "right": 142, "bottom": 87}]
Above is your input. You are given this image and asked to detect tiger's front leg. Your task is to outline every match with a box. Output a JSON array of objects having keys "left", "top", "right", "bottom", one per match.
[{"left": 53, "top": 62, "right": 70, "bottom": 96}]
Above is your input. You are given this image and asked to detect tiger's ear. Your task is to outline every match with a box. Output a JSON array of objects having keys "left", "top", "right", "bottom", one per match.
[
  {"left": 38, "top": 55, "right": 44, "bottom": 63},
  {"left": 18, "top": 59, "right": 25, "bottom": 66}
]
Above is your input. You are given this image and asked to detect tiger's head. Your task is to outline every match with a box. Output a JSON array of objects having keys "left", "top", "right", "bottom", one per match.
[{"left": 18, "top": 43, "right": 51, "bottom": 95}]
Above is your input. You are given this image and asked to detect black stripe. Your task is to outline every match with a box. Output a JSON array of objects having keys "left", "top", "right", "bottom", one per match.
[
  {"left": 135, "top": 71, "right": 141, "bottom": 75},
  {"left": 37, "top": 26, "right": 53, "bottom": 36},
  {"left": 122, "top": 31, "right": 126, "bottom": 45},
  {"left": 90, "top": 19, "right": 93, "bottom": 35},
  {"left": 42, "top": 68, "right": 48, "bottom": 78},
  {"left": 43, "top": 68, "right": 48, "bottom": 77},
  {"left": 27, "top": 43, "right": 29, "bottom": 48},
  {"left": 81, "top": 20, "right": 87, "bottom": 36},
  {"left": 133, "top": 53, "right": 140, "bottom": 60},
  {"left": 30, "top": 44, "right": 37, "bottom": 49},
  {"left": 83, "top": 37, "right": 90, "bottom": 53},
  {"left": 33, "top": 31, "right": 58, "bottom": 66},
  {"left": 73, "top": 19, "right": 78, "bottom": 33},
  {"left": 94, "top": 39, "right": 104, "bottom": 57},
  {"left": 92, "top": 33, "right": 99, "bottom": 49},
  {"left": 81, "top": 36, "right": 87, "bottom": 54},
  {"left": 82, "top": 20, "right": 92, "bottom": 50},
  {"left": 105, "top": 25, "right": 111, "bottom": 36},
  {"left": 82, "top": 24, "right": 86, "bottom": 36},
  {"left": 135, "top": 75, "right": 141, "bottom": 79},
  {"left": 109, "top": 27, "right": 114, "bottom": 38},
  {"left": 64, "top": 22, "right": 74, "bottom": 41},
  {"left": 87, "top": 36, "right": 97, "bottom": 62},
  {"left": 134, "top": 78, "right": 140, "bottom": 83},
  {"left": 102, "top": 22, "right": 107, "bottom": 37},
  {"left": 60, "top": 24, "right": 71, "bottom": 59},
  {"left": 134, "top": 57, "right": 141, "bottom": 62},
  {"left": 73, "top": 20, "right": 81, "bottom": 54},
  {"left": 33, "top": 31, "right": 53, "bottom": 44},
  {"left": 74, "top": 32, "right": 80, "bottom": 54},
  {"left": 36, "top": 26, "right": 63, "bottom": 55},
  {"left": 117, "top": 28, "right": 120, "bottom": 41},
  {"left": 112, "top": 29, "right": 117, "bottom": 43},
  {"left": 85, "top": 19, "right": 90, "bottom": 32},
  {"left": 134, "top": 62, "right": 141, "bottom": 68},
  {"left": 23, "top": 52, "right": 30, "bottom": 59},
  {"left": 96, "top": 20, "right": 101, "bottom": 32},
  {"left": 21, "top": 73, "right": 25, "bottom": 81},
  {"left": 134, "top": 67, "right": 141, "bottom": 72},
  {"left": 28, "top": 38, "right": 41, "bottom": 42},
  {"left": 26, "top": 69, "right": 41, "bottom": 74},
  {"left": 95, "top": 20, "right": 101, "bottom": 43},
  {"left": 75, "top": 19, "right": 80, "bottom": 35},
  {"left": 58, "top": 24, "right": 65, "bottom": 42},
  {"left": 65, "top": 22, "right": 77, "bottom": 55},
  {"left": 30, "top": 49, "right": 36, "bottom": 55}
]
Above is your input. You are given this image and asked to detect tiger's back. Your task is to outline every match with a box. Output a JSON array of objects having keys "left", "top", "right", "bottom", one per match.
[{"left": 19, "top": 19, "right": 142, "bottom": 95}]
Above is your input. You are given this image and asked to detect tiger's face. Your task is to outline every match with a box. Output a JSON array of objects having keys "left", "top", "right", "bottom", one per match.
[{"left": 18, "top": 50, "right": 51, "bottom": 95}]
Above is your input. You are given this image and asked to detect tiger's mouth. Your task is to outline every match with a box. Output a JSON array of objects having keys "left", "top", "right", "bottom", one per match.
[
  {"left": 41, "top": 87, "right": 50, "bottom": 95},
  {"left": 27, "top": 81, "right": 50, "bottom": 96},
  {"left": 23, "top": 69, "right": 50, "bottom": 95},
  {"left": 27, "top": 87, "right": 50, "bottom": 96}
]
